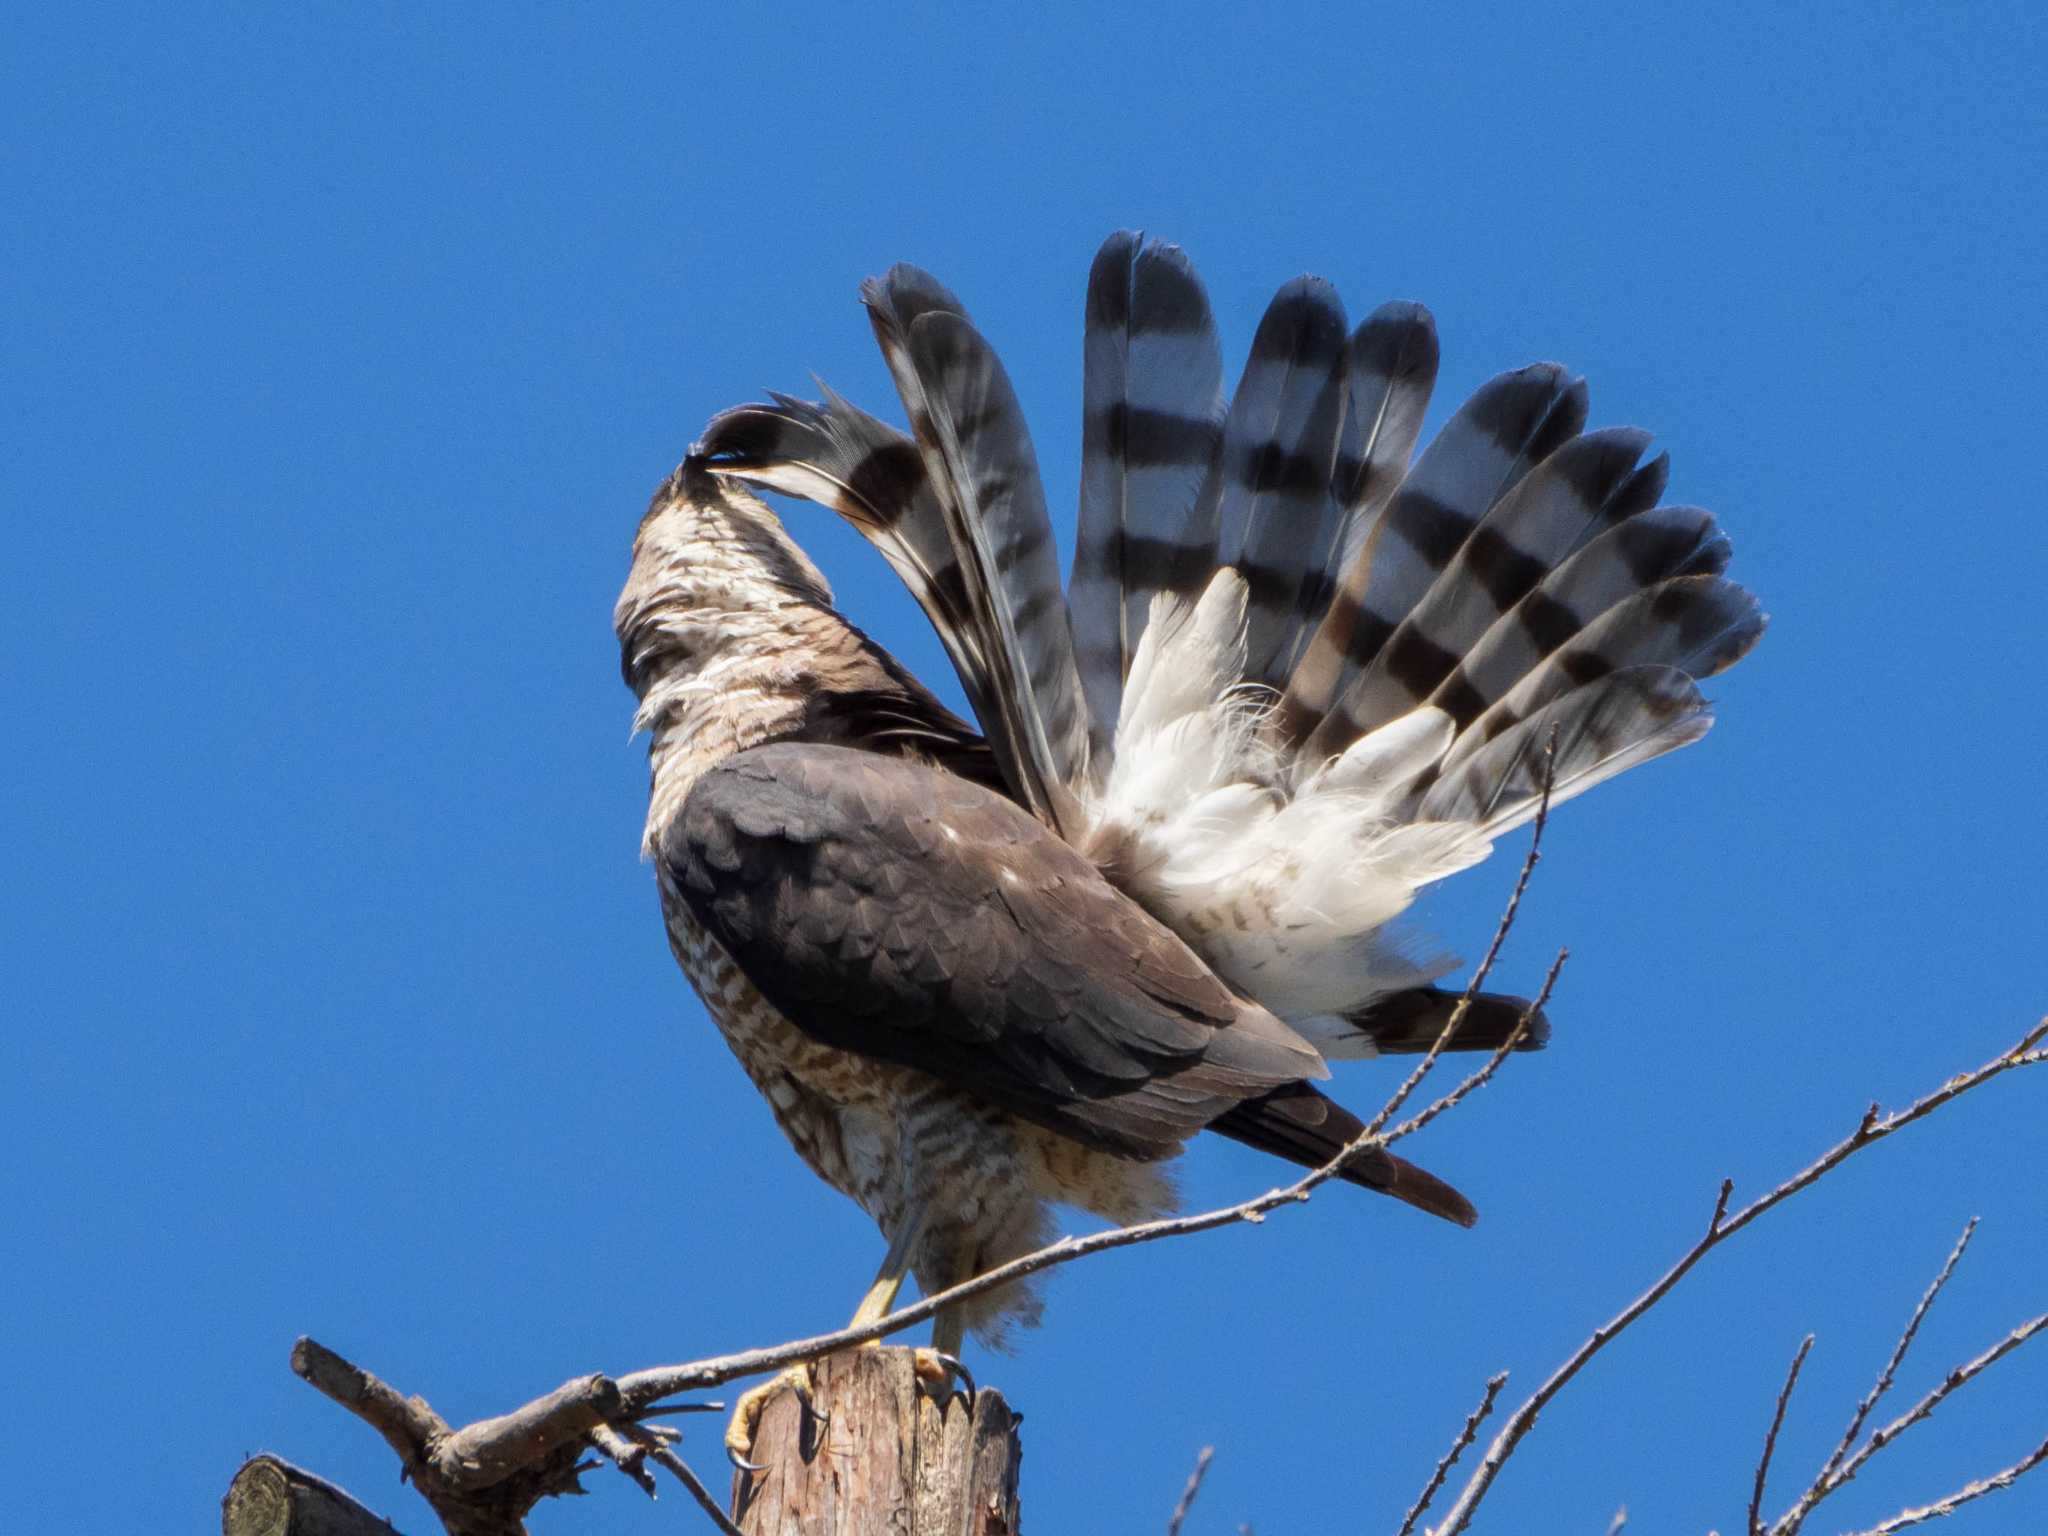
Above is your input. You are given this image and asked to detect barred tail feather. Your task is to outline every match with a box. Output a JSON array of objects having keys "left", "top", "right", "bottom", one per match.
[
  {"left": 695, "top": 391, "right": 980, "bottom": 668},
  {"left": 1444, "top": 575, "right": 1764, "bottom": 778},
  {"left": 864, "top": 268, "right": 1094, "bottom": 831},
  {"left": 1430, "top": 502, "right": 1732, "bottom": 731},
  {"left": 1072, "top": 232, "right": 1227, "bottom": 761},
  {"left": 1421, "top": 664, "right": 1714, "bottom": 835},
  {"left": 1339, "top": 985, "right": 1552, "bottom": 1055},
  {"left": 1325, "top": 426, "right": 1660, "bottom": 741},
  {"left": 1274, "top": 301, "right": 1441, "bottom": 707},
  {"left": 1209, "top": 278, "right": 1351, "bottom": 689},
  {"left": 1331, "top": 302, "right": 1441, "bottom": 531},
  {"left": 1285, "top": 363, "right": 1588, "bottom": 757}
]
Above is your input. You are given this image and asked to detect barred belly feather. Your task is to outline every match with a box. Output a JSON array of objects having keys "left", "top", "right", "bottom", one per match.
[{"left": 661, "top": 864, "right": 1085, "bottom": 1344}]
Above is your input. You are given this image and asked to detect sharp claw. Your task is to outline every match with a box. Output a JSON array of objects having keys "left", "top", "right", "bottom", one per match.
[
  {"left": 791, "top": 1381, "right": 830, "bottom": 1428},
  {"left": 726, "top": 1443, "right": 767, "bottom": 1475},
  {"left": 924, "top": 1350, "right": 977, "bottom": 1408}
]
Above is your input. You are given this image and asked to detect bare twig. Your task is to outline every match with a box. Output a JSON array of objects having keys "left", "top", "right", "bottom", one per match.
[
  {"left": 1841, "top": 1432, "right": 2048, "bottom": 1536},
  {"left": 1707, "top": 1179, "right": 1734, "bottom": 1236},
  {"left": 645, "top": 1442, "right": 746, "bottom": 1536},
  {"left": 1816, "top": 1311, "right": 2048, "bottom": 1504},
  {"left": 590, "top": 1421, "right": 657, "bottom": 1498},
  {"left": 1817, "top": 1220, "right": 1977, "bottom": 1492},
  {"left": 1386, "top": 950, "right": 1564, "bottom": 1148},
  {"left": 1363, "top": 738, "right": 1556, "bottom": 1142},
  {"left": 1749, "top": 1335, "right": 1814, "bottom": 1535},
  {"left": 1396, "top": 1373, "right": 1507, "bottom": 1536},
  {"left": 1422, "top": 1016, "right": 2048, "bottom": 1536},
  {"left": 1165, "top": 1446, "right": 1215, "bottom": 1536}
]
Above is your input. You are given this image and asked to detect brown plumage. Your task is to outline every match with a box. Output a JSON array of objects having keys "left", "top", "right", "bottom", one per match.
[
  {"left": 624, "top": 232, "right": 1761, "bottom": 1356},
  {"left": 619, "top": 464, "right": 1474, "bottom": 1345}
]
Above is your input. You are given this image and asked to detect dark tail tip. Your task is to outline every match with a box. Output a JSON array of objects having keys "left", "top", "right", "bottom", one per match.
[
  {"left": 1365, "top": 1148, "right": 1479, "bottom": 1227},
  {"left": 1210, "top": 1083, "right": 1480, "bottom": 1227}
]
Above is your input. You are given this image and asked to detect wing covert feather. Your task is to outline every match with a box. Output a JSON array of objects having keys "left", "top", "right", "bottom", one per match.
[{"left": 667, "top": 743, "right": 1326, "bottom": 1160}]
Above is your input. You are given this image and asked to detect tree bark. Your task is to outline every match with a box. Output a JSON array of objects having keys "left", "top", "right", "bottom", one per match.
[
  {"left": 222, "top": 1455, "right": 407, "bottom": 1536},
  {"left": 731, "top": 1347, "right": 1021, "bottom": 1536}
]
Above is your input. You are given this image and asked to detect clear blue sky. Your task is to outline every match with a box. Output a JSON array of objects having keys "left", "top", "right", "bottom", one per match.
[{"left": 6, "top": 5, "right": 2044, "bottom": 1533}]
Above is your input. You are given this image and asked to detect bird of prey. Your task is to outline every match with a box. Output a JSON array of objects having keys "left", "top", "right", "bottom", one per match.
[{"left": 616, "top": 232, "right": 1763, "bottom": 1459}]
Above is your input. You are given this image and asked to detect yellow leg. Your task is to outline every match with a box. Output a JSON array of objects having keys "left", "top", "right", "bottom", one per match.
[
  {"left": 911, "top": 1249, "right": 972, "bottom": 1401},
  {"left": 847, "top": 1265, "right": 909, "bottom": 1331},
  {"left": 725, "top": 1207, "right": 927, "bottom": 1469},
  {"left": 929, "top": 1296, "right": 965, "bottom": 1358}
]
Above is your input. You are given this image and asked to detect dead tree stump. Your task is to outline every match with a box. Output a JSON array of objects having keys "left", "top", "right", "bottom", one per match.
[
  {"left": 222, "top": 1455, "right": 404, "bottom": 1536},
  {"left": 731, "top": 1347, "right": 1022, "bottom": 1536}
]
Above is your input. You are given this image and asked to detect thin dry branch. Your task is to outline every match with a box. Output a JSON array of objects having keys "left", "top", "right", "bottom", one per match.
[
  {"left": 1841, "top": 1432, "right": 2048, "bottom": 1536},
  {"left": 1165, "top": 1446, "right": 1216, "bottom": 1536},
  {"left": 1765, "top": 1221, "right": 1990, "bottom": 1535},
  {"left": 1820, "top": 1219, "right": 1976, "bottom": 1490},
  {"left": 1396, "top": 1373, "right": 1506, "bottom": 1536},
  {"left": 1385, "top": 950, "right": 1562, "bottom": 1149},
  {"left": 1364, "top": 739, "right": 1556, "bottom": 1142},
  {"left": 1798, "top": 1308, "right": 2048, "bottom": 1526},
  {"left": 1749, "top": 1335, "right": 1813, "bottom": 1536},
  {"left": 590, "top": 1421, "right": 658, "bottom": 1497},
  {"left": 645, "top": 1442, "right": 746, "bottom": 1536},
  {"left": 1420, "top": 1016, "right": 2048, "bottom": 1536},
  {"left": 292, "top": 1336, "right": 451, "bottom": 1475}
]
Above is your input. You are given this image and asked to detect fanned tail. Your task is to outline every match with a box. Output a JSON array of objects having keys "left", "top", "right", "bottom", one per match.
[
  {"left": 697, "top": 232, "right": 1764, "bottom": 1066},
  {"left": 1087, "top": 267, "right": 1762, "bottom": 1046}
]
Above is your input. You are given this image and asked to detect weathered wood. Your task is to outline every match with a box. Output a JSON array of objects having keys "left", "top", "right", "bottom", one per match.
[
  {"left": 731, "top": 1347, "right": 1021, "bottom": 1536},
  {"left": 284, "top": 1337, "right": 604, "bottom": 1536},
  {"left": 222, "top": 1455, "right": 407, "bottom": 1536}
]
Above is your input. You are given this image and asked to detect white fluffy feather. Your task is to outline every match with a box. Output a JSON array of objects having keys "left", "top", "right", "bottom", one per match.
[{"left": 1085, "top": 571, "right": 1488, "bottom": 1020}]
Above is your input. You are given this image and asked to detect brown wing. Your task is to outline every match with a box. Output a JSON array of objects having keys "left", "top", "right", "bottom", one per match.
[{"left": 665, "top": 741, "right": 1326, "bottom": 1161}]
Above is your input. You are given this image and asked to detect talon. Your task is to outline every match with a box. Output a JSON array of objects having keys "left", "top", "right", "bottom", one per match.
[
  {"left": 724, "top": 1362, "right": 821, "bottom": 1471},
  {"left": 912, "top": 1348, "right": 976, "bottom": 1409},
  {"left": 791, "top": 1379, "right": 830, "bottom": 1428},
  {"left": 726, "top": 1443, "right": 766, "bottom": 1475},
  {"left": 930, "top": 1351, "right": 976, "bottom": 1405}
]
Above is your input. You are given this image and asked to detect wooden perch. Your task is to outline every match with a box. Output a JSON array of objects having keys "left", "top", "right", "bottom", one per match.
[
  {"left": 731, "top": 1347, "right": 1021, "bottom": 1535},
  {"left": 221, "top": 1454, "right": 405, "bottom": 1536},
  {"left": 225, "top": 1338, "right": 1016, "bottom": 1536}
]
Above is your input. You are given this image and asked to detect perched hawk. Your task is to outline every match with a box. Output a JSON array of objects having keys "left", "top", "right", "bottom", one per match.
[{"left": 616, "top": 233, "right": 1762, "bottom": 1455}]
